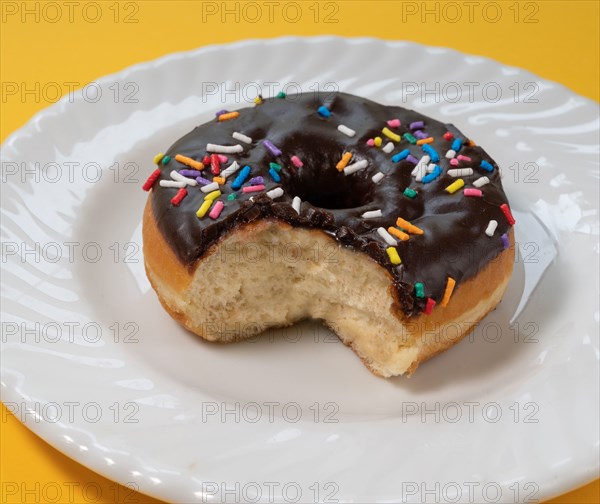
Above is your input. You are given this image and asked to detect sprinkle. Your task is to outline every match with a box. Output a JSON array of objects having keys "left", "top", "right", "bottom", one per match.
[
  {"left": 204, "top": 190, "right": 221, "bottom": 201},
  {"left": 377, "top": 227, "right": 397, "bottom": 246},
  {"left": 382, "top": 142, "right": 394, "bottom": 153},
  {"left": 485, "top": 220, "right": 498, "bottom": 236},
  {"left": 195, "top": 176, "right": 212, "bottom": 186},
  {"left": 414, "top": 163, "right": 427, "bottom": 182},
  {"left": 387, "top": 119, "right": 401, "bottom": 128},
  {"left": 218, "top": 111, "right": 240, "bottom": 121},
  {"left": 336, "top": 152, "right": 353, "bottom": 171},
  {"left": 406, "top": 155, "right": 419, "bottom": 164},
  {"left": 392, "top": 149, "right": 411, "bottom": 163},
  {"left": 500, "top": 203, "right": 516, "bottom": 225},
  {"left": 170, "top": 170, "right": 197, "bottom": 186},
  {"left": 414, "top": 282, "right": 425, "bottom": 298},
  {"left": 201, "top": 182, "right": 220, "bottom": 193},
  {"left": 480, "top": 160, "right": 494, "bottom": 172},
  {"left": 440, "top": 277, "right": 456, "bottom": 307},
  {"left": 215, "top": 109, "right": 228, "bottom": 117},
  {"left": 227, "top": 193, "right": 237, "bottom": 201},
  {"left": 413, "top": 130, "right": 428, "bottom": 140},
  {"left": 170, "top": 188, "right": 187, "bottom": 206},
  {"left": 276, "top": 91, "right": 286, "bottom": 99},
  {"left": 445, "top": 149, "right": 456, "bottom": 159},
  {"left": 292, "top": 196, "right": 301, "bottom": 214},
  {"left": 317, "top": 106, "right": 331, "bottom": 117},
  {"left": 386, "top": 247, "right": 402, "bottom": 265},
  {"left": 291, "top": 156, "right": 303, "bottom": 168},
  {"left": 161, "top": 155, "right": 171, "bottom": 165},
  {"left": 209, "top": 200, "right": 224, "bottom": 219},
  {"left": 451, "top": 138, "right": 463, "bottom": 152},
  {"left": 410, "top": 121, "right": 424, "bottom": 130},
  {"left": 263, "top": 140, "right": 282, "bottom": 157},
  {"left": 421, "top": 144, "right": 440, "bottom": 162},
  {"left": 411, "top": 155, "right": 430, "bottom": 176},
  {"left": 372, "top": 172, "right": 385, "bottom": 183},
  {"left": 210, "top": 154, "right": 221, "bottom": 175},
  {"left": 267, "top": 187, "right": 284, "bottom": 199},
  {"left": 374, "top": 137, "right": 382, "bottom": 147},
  {"left": 457, "top": 155, "right": 472, "bottom": 162},
  {"left": 464, "top": 188, "right": 483, "bottom": 197},
  {"left": 403, "top": 133, "right": 417, "bottom": 144},
  {"left": 175, "top": 154, "right": 204, "bottom": 171},
  {"left": 206, "top": 143, "right": 243, "bottom": 154},
  {"left": 159, "top": 180, "right": 186, "bottom": 188},
  {"left": 403, "top": 188, "right": 418, "bottom": 199},
  {"left": 450, "top": 158, "right": 460, "bottom": 166},
  {"left": 473, "top": 176, "right": 490, "bottom": 188},
  {"left": 416, "top": 137, "right": 434, "bottom": 145},
  {"left": 366, "top": 139, "right": 375, "bottom": 147},
  {"left": 422, "top": 165, "right": 442, "bottom": 184},
  {"left": 338, "top": 124, "right": 356, "bottom": 137},
  {"left": 448, "top": 168, "right": 473, "bottom": 177},
  {"left": 396, "top": 217, "right": 424, "bottom": 235},
  {"left": 232, "top": 132, "right": 252, "bottom": 144},
  {"left": 250, "top": 176, "right": 264, "bottom": 185},
  {"left": 254, "top": 96, "right": 263, "bottom": 104},
  {"left": 213, "top": 176, "right": 226, "bottom": 185},
  {"left": 382, "top": 127, "right": 401, "bottom": 142},
  {"left": 218, "top": 154, "right": 229, "bottom": 163},
  {"left": 344, "top": 159, "right": 368, "bottom": 176},
  {"left": 196, "top": 200, "right": 212, "bottom": 218},
  {"left": 443, "top": 131, "right": 454, "bottom": 141},
  {"left": 231, "top": 165, "right": 251, "bottom": 190},
  {"left": 153, "top": 153, "right": 164, "bottom": 165},
  {"left": 142, "top": 169, "right": 161, "bottom": 191},
  {"left": 242, "top": 184, "right": 265, "bottom": 193},
  {"left": 388, "top": 227, "right": 409, "bottom": 241},
  {"left": 501, "top": 233, "right": 510, "bottom": 249},
  {"left": 268, "top": 168, "right": 281, "bottom": 182},
  {"left": 467, "top": 139, "right": 477, "bottom": 147},
  {"left": 445, "top": 179, "right": 465, "bottom": 194},
  {"left": 179, "top": 169, "right": 202, "bottom": 178},
  {"left": 426, "top": 163, "right": 437, "bottom": 173},
  {"left": 202, "top": 155, "right": 211, "bottom": 166},
  {"left": 362, "top": 210, "right": 382, "bottom": 219},
  {"left": 424, "top": 298, "right": 436, "bottom": 314}
]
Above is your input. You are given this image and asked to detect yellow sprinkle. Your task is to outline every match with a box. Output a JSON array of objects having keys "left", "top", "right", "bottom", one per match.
[
  {"left": 336, "top": 152, "right": 353, "bottom": 172},
  {"left": 445, "top": 178, "right": 465, "bottom": 194},
  {"left": 416, "top": 137, "right": 434, "bottom": 145},
  {"left": 153, "top": 152, "right": 164, "bottom": 165},
  {"left": 175, "top": 154, "right": 204, "bottom": 170},
  {"left": 388, "top": 227, "right": 410, "bottom": 241},
  {"left": 381, "top": 127, "right": 401, "bottom": 143},
  {"left": 253, "top": 96, "right": 263, "bottom": 104},
  {"left": 204, "top": 190, "right": 221, "bottom": 201},
  {"left": 218, "top": 111, "right": 240, "bottom": 121},
  {"left": 440, "top": 277, "right": 456, "bottom": 307},
  {"left": 196, "top": 200, "right": 213, "bottom": 218},
  {"left": 374, "top": 137, "right": 382, "bottom": 147},
  {"left": 386, "top": 247, "right": 402, "bottom": 265},
  {"left": 213, "top": 176, "right": 226, "bottom": 185},
  {"left": 396, "top": 217, "right": 424, "bottom": 235}
]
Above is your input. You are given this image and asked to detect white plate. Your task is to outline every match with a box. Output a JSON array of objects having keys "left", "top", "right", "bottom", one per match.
[{"left": 1, "top": 37, "right": 598, "bottom": 504}]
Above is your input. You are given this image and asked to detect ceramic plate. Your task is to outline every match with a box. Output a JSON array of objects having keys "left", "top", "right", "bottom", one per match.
[{"left": 2, "top": 37, "right": 598, "bottom": 503}]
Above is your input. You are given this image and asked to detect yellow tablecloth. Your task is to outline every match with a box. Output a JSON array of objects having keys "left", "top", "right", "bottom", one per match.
[{"left": 1, "top": 1, "right": 598, "bottom": 502}]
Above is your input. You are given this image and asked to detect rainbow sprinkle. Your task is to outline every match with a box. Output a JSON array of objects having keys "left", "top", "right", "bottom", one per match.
[
  {"left": 480, "top": 160, "right": 494, "bottom": 172},
  {"left": 317, "top": 106, "right": 331, "bottom": 117},
  {"left": 231, "top": 165, "right": 251, "bottom": 190},
  {"left": 386, "top": 247, "right": 402, "bottom": 265},
  {"left": 142, "top": 169, "right": 161, "bottom": 191},
  {"left": 414, "top": 282, "right": 425, "bottom": 298},
  {"left": 391, "top": 149, "right": 410, "bottom": 163},
  {"left": 218, "top": 111, "right": 240, "bottom": 121},
  {"left": 445, "top": 179, "right": 465, "bottom": 194},
  {"left": 424, "top": 298, "right": 436, "bottom": 315},
  {"left": 209, "top": 201, "right": 224, "bottom": 219},
  {"left": 440, "top": 277, "right": 456, "bottom": 307},
  {"left": 382, "top": 127, "right": 401, "bottom": 142},
  {"left": 291, "top": 156, "right": 303, "bottom": 168},
  {"left": 263, "top": 140, "right": 282, "bottom": 157}
]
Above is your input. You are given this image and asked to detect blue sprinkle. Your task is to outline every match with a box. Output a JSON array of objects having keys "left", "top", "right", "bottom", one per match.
[
  {"left": 391, "top": 149, "right": 411, "bottom": 163},
  {"left": 480, "top": 160, "right": 494, "bottom": 172},
  {"left": 231, "top": 165, "right": 251, "bottom": 190},
  {"left": 451, "top": 138, "right": 463, "bottom": 152},
  {"left": 268, "top": 167, "right": 281, "bottom": 182},
  {"left": 421, "top": 144, "right": 440, "bottom": 162},
  {"left": 422, "top": 165, "right": 442, "bottom": 184},
  {"left": 317, "top": 106, "right": 331, "bottom": 117}
]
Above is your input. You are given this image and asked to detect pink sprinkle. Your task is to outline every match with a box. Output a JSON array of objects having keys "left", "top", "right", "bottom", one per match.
[
  {"left": 387, "top": 119, "right": 401, "bottom": 128},
  {"left": 450, "top": 158, "right": 459, "bottom": 166},
  {"left": 457, "top": 155, "right": 472, "bottom": 162},
  {"left": 366, "top": 139, "right": 375, "bottom": 146},
  {"left": 209, "top": 200, "right": 224, "bottom": 219},
  {"left": 464, "top": 188, "right": 483, "bottom": 197},
  {"left": 242, "top": 184, "right": 265, "bottom": 193},
  {"left": 217, "top": 154, "right": 228, "bottom": 163},
  {"left": 291, "top": 155, "right": 303, "bottom": 168}
]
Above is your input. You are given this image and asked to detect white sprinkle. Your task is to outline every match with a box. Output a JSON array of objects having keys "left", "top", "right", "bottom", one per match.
[
  {"left": 485, "top": 220, "right": 498, "bottom": 237},
  {"left": 170, "top": 170, "right": 197, "bottom": 186},
  {"left": 445, "top": 149, "right": 456, "bottom": 159},
  {"left": 362, "top": 210, "right": 382, "bottom": 219},
  {"left": 337, "top": 124, "right": 356, "bottom": 137},
  {"left": 473, "top": 176, "right": 490, "bottom": 188},
  {"left": 159, "top": 180, "right": 186, "bottom": 188},
  {"left": 411, "top": 155, "right": 430, "bottom": 176},
  {"left": 426, "top": 163, "right": 437, "bottom": 173},
  {"left": 344, "top": 159, "right": 368, "bottom": 175},
  {"left": 232, "top": 132, "right": 252, "bottom": 144},
  {"left": 206, "top": 143, "right": 244, "bottom": 154},
  {"left": 221, "top": 161, "right": 240, "bottom": 179},
  {"left": 382, "top": 142, "right": 394, "bottom": 153},
  {"left": 267, "top": 187, "right": 284, "bottom": 199},
  {"left": 292, "top": 196, "right": 301, "bottom": 214},
  {"left": 377, "top": 227, "right": 397, "bottom": 246},
  {"left": 448, "top": 168, "right": 474, "bottom": 177},
  {"left": 372, "top": 172, "right": 385, "bottom": 183},
  {"left": 200, "top": 182, "right": 220, "bottom": 193},
  {"left": 415, "top": 163, "right": 427, "bottom": 182}
]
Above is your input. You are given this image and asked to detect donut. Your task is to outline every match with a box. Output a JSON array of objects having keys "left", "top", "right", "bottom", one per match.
[{"left": 142, "top": 92, "right": 515, "bottom": 377}]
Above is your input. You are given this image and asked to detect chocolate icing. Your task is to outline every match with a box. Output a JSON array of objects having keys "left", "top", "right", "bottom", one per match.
[{"left": 149, "top": 92, "right": 513, "bottom": 317}]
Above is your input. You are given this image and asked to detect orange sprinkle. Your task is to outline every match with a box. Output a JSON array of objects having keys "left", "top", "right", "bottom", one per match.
[
  {"left": 396, "top": 217, "right": 424, "bottom": 235},
  {"left": 440, "top": 277, "right": 456, "bottom": 307},
  {"left": 416, "top": 137, "right": 434, "bottom": 145},
  {"left": 213, "top": 176, "right": 226, "bottom": 185},
  {"left": 388, "top": 227, "right": 410, "bottom": 241},
  {"left": 218, "top": 111, "right": 240, "bottom": 121},
  {"left": 336, "top": 152, "right": 353, "bottom": 171},
  {"left": 467, "top": 139, "right": 477, "bottom": 146},
  {"left": 175, "top": 154, "right": 204, "bottom": 170}
]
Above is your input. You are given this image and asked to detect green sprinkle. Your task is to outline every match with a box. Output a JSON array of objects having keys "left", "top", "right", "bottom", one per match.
[
  {"left": 276, "top": 91, "right": 286, "bottom": 99},
  {"left": 414, "top": 282, "right": 425, "bottom": 298},
  {"left": 227, "top": 193, "right": 237, "bottom": 201},
  {"left": 403, "top": 133, "right": 417, "bottom": 144},
  {"left": 403, "top": 188, "right": 417, "bottom": 199},
  {"left": 161, "top": 155, "right": 171, "bottom": 165},
  {"left": 269, "top": 162, "right": 282, "bottom": 172}
]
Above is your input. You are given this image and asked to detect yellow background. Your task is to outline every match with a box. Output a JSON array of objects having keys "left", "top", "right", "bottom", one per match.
[{"left": 1, "top": 0, "right": 598, "bottom": 502}]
